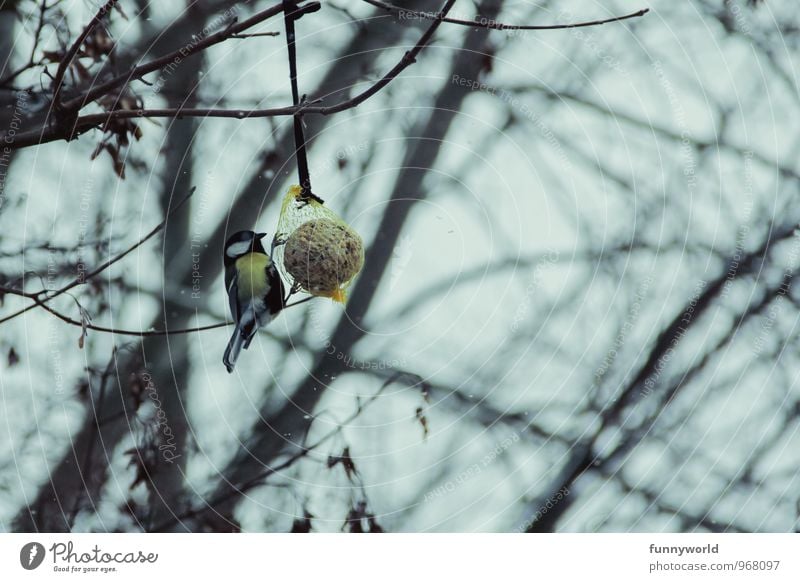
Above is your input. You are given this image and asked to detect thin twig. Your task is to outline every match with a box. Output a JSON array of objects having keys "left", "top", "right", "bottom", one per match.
[
  {"left": 3, "top": 1, "right": 288, "bottom": 147},
  {"left": 52, "top": 0, "right": 119, "bottom": 109},
  {"left": 26, "top": 296, "right": 229, "bottom": 336},
  {"left": 69, "top": 348, "right": 117, "bottom": 527},
  {"left": 230, "top": 32, "right": 280, "bottom": 39},
  {"left": 0, "top": 0, "right": 649, "bottom": 149},
  {"left": 363, "top": 0, "right": 650, "bottom": 31},
  {"left": 1, "top": 0, "right": 460, "bottom": 148},
  {"left": 0, "top": 188, "right": 195, "bottom": 325},
  {"left": 0, "top": 0, "right": 50, "bottom": 87},
  {"left": 42, "top": 187, "right": 195, "bottom": 299},
  {"left": 62, "top": 1, "right": 291, "bottom": 112},
  {"left": 285, "top": 296, "right": 313, "bottom": 308},
  {"left": 323, "top": 0, "right": 457, "bottom": 114},
  {"left": 0, "top": 285, "right": 315, "bottom": 337},
  {"left": 150, "top": 378, "right": 393, "bottom": 532}
]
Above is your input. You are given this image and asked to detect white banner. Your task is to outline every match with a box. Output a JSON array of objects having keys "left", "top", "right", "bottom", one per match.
[{"left": 1, "top": 533, "right": 797, "bottom": 580}]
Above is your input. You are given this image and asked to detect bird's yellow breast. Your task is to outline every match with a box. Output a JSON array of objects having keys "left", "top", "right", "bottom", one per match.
[{"left": 235, "top": 253, "right": 270, "bottom": 299}]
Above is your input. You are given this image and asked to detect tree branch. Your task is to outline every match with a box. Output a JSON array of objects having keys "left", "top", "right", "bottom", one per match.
[
  {"left": 0, "top": 0, "right": 51, "bottom": 88},
  {"left": 2, "top": 0, "right": 457, "bottom": 148},
  {"left": 0, "top": 293, "right": 312, "bottom": 338},
  {"left": 0, "top": 1, "right": 293, "bottom": 148},
  {"left": 0, "top": 188, "right": 195, "bottom": 325},
  {"left": 52, "top": 0, "right": 120, "bottom": 109},
  {"left": 0, "top": 0, "right": 650, "bottom": 151},
  {"left": 363, "top": 0, "right": 649, "bottom": 31},
  {"left": 62, "top": 2, "right": 290, "bottom": 112},
  {"left": 150, "top": 372, "right": 396, "bottom": 532}
]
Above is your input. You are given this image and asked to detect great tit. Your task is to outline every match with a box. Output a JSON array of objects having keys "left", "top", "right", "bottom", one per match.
[{"left": 222, "top": 230, "right": 286, "bottom": 373}]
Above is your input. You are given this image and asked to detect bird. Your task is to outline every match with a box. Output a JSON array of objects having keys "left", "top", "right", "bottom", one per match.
[{"left": 222, "top": 230, "right": 286, "bottom": 373}]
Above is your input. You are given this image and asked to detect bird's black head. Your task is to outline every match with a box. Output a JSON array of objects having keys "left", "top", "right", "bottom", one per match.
[{"left": 224, "top": 230, "right": 267, "bottom": 264}]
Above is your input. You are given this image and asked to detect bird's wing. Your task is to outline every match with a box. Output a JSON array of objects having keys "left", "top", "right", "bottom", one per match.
[
  {"left": 225, "top": 264, "right": 240, "bottom": 321},
  {"left": 266, "top": 261, "right": 286, "bottom": 314}
]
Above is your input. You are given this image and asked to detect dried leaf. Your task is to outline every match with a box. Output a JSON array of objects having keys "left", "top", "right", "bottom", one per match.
[
  {"left": 129, "top": 371, "right": 146, "bottom": 412},
  {"left": 415, "top": 406, "right": 429, "bottom": 440},
  {"left": 343, "top": 507, "right": 364, "bottom": 533},
  {"left": 90, "top": 141, "right": 105, "bottom": 160},
  {"left": 327, "top": 446, "right": 358, "bottom": 481},
  {"left": 77, "top": 305, "right": 91, "bottom": 349},
  {"left": 73, "top": 59, "right": 91, "bottom": 81},
  {"left": 123, "top": 447, "right": 149, "bottom": 491},
  {"left": 113, "top": 2, "right": 129, "bottom": 19},
  {"left": 290, "top": 510, "right": 314, "bottom": 533},
  {"left": 342, "top": 500, "right": 383, "bottom": 533},
  {"left": 41, "top": 50, "right": 64, "bottom": 63},
  {"left": 76, "top": 377, "right": 91, "bottom": 399},
  {"left": 199, "top": 515, "right": 241, "bottom": 533},
  {"left": 367, "top": 514, "right": 384, "bottom": 533},
  {"left": 113, "top": 159, "right": 126, "bottom": 179}
]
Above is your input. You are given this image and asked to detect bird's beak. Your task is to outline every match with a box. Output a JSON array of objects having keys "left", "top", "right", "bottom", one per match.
[{"left": 256, "top": 232, "right": 267, "bottom": 239}]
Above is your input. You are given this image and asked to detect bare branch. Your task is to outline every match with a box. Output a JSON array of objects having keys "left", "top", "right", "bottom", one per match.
[
  {"left": 0, "top": 188, "right": 195, "bottom": 325},
  {"left": 0, "top": 293, "right": 313, "bottom": 337},
  {"left": 363, "top": 0, "right": 649, "bottom": 31},
  {"left": 52, "top": 0, "right": 120, "bottom": 109},
  {"left": 62, "top": 2, "right": 289, "bottom": 112},
  {"left": 0, "top": 0, "right": 51, "bottom": 88},
  {"left": 150, "top": 377, "right": 394, "bottom": 532},
  {"left": 2, "top": 0, "right": 459, "bottom": 148},
  {"left": 230, "top": 31, "right": 280, "bottom": 39},
  {"left": 323, "top": 0, "right": 457, "bottom": 114}
]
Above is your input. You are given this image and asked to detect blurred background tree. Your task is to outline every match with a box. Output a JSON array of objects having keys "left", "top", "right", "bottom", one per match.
[{"left": 1, "top": 0, "right": 797, "bottom": 533}]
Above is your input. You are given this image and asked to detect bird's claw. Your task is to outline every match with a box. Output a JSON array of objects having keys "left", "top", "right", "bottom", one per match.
[
  {"left": 271, "top": 234, "right": 288, "bottom": 249},
  {"left": 270, "top": 234, "right": 288, "bottom": 261},
  {"left": 284, "top": 281, "right": 303, "bottom": 304}
]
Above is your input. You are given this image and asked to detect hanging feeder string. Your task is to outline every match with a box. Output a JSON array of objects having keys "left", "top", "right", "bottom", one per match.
[{"left": 282, "top": 0, "right": 323, "bottom": 205}]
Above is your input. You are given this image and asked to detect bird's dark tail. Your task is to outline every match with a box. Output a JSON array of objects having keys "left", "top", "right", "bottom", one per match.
[
  {"left": 223, "top": 318, "right": 257, "bottom": 373},
  {"left": 223, "top": 327, "right": 245, "bottom": 373}
]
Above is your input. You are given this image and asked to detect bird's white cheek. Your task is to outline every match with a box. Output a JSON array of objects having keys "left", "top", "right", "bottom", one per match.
[{"left": 226, "top": 241, "right": 251, "bottom": 257}]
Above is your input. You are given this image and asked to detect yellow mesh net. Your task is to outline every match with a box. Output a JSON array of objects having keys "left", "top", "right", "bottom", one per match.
[{"left": 274, "top": 185, "right": 364, "bottom": 304}]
